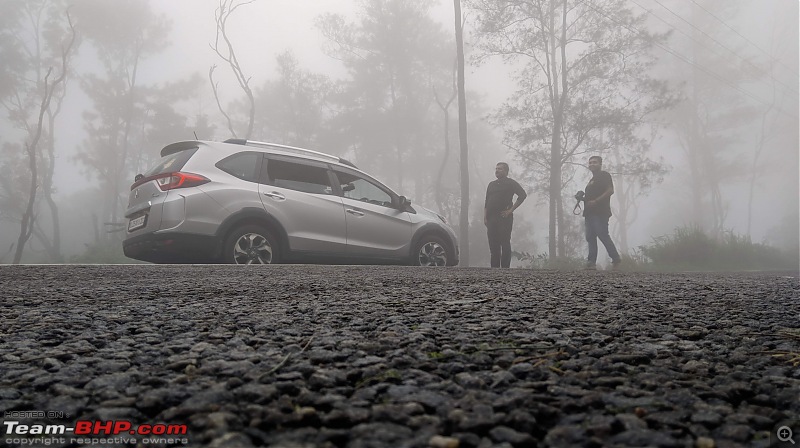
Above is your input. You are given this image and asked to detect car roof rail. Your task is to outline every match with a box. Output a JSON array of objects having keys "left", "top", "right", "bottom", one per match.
[{"left": 223, "top": 138, "right": 357, "bottom": 168}]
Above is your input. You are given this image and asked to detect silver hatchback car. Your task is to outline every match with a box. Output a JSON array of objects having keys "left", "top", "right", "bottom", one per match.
[{"left": 123, "top": 139, "right": 459, "bottom": 266}]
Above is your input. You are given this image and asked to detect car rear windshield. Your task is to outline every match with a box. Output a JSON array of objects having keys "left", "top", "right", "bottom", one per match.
[{"left": 143, "top": 147, "right": 199, "bottom": 177}]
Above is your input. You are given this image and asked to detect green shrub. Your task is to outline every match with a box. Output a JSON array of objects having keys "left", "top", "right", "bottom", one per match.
[{"left": 640, "top": 225, "right": 798, "bottom": 271}]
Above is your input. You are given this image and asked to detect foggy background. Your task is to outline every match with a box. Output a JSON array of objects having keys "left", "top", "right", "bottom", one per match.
[{"left": 1, "top": 0, "right": 797, "bottom": 267}]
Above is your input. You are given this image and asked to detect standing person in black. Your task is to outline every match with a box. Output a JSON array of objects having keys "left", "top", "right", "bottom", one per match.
[
  {"left": 484, "top": 162, "right": 527, "bottom": 268},
  {"left": 583, "top": 155, "right": 621, "bottom": 270}
]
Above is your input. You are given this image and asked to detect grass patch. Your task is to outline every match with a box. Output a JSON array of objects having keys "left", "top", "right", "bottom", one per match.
[{"left": 770, "top": 329, "right": 800, "bottom": 367}]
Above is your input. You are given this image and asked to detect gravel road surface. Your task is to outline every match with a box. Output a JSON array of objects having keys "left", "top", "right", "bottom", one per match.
[{"left": 1, "top": 265, "right": 799, "bottom": 448}]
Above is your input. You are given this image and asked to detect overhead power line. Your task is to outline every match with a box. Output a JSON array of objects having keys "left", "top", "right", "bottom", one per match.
[
  {"left": 683, "top": 0, "right": 799, "bottom": 78},
  {"left": 582, "top": 0, "right": 798, "bottom": 120},
  {"left": 637, "top": 0, "right": 799, "bottom": 96}
]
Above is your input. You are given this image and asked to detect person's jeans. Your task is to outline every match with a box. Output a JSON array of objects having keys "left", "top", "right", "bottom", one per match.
[
  {"left": 487, "top": 215, "right": 513, "bottom": 268},
  {"left": 585, "top": 214, "right": 621, "bottom": 265}
]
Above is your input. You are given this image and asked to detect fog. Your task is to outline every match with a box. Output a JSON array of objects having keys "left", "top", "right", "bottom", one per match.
[{"left": 1, "top": 0, "right": 797, "bottom": 268}]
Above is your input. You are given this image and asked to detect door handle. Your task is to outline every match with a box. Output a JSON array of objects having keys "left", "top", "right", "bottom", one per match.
[
  {"left": 346, "top": 209, "right": 365, "bottom": 217},
  {"left": 263, "top": 192, "right": 286, "bottom": 200}
]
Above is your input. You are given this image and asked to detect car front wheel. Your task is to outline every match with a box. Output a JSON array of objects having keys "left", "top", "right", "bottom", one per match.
[
  {"left": 224, "top": 225, "right": 279, "bottom": 265},
  {"left": 413, "top": 235, "right": 449, "bottom": 266}
]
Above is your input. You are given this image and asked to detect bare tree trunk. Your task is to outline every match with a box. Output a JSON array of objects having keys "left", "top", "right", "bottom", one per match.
[
  {"left": 747, "top": 71, "right": 776, "bottom": 235},
  {"left": 433, "top": 72, "right": 456, "bottom": 213},
  {"left": 435, "top": 101, "right": 451, "bottom": 213},
  {"left": 91, "top": 213, "right": 100, "bottom": 244},
  {"left": 454, "top": 0, "right": 470, "bottom": 266},
  {"left": 747, "top": 132, "right": 767, "bottom": 236},
  {"left": 547, "top": 1, "right": 568, "bottom": 260},
  {"left": 548, "top": 151, "right": 558, "bottom": 259},
  {"left": 611, "top": 147, "right": 629, "bottom": 254},
  {"left": 710, "top": 182, "right": 724, "bottom": 238},
  {"left": 113, "top": 41, "right": 143, "bottom": 227},
  {"left": 556, "top": 195, "right": 565, "bottom": 257},
  {"left": 9, "top": 8, "right": 76, "bottom": 263},
  {"left": 13, "top": 142, "right": 39, "bottom": 264},
  {"left": 12, "top": 14, "right": 75, "bottom": 263},
  {"left": 32, "top": 223, "right": 56, "bottom": 258},
  {"left": 41, "top": 36, "right": 74, "bottom": 262},
  {"left": 211, "top": 0, "right": 256, "bottom": 139},
  {"left": 44, "top": 109, "right": 63, "bottom": 262},
  {"left": 389, "top": 73, "right": 405, "bottom": 192},
  {"left": 209, "top": 65, "right": 238, "bottom": 138}
]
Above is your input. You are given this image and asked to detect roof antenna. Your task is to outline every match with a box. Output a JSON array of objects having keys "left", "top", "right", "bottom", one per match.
[{"left": 193, "top": 131, "right": 199, "bottom": 140}]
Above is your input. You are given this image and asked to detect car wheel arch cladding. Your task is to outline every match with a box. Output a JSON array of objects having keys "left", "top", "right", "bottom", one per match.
[
  {"left": 411, "top": 225, "right": 455, "bottom": 265},
  {"left": 216, "top": 208, "right": 289, "bottom": 258}
]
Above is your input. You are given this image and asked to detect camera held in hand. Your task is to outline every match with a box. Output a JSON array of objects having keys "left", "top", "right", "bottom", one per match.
[{"left": 572, "top": 191, "right": 585, "bottom": 215}]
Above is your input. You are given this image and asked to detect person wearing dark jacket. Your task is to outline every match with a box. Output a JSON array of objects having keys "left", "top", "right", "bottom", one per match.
[
  {"left": 484, "top": 162, "right": 527, "bottom": 268},
  {"left": 583, "top": 155, "right": 621, "bottom": 270}
]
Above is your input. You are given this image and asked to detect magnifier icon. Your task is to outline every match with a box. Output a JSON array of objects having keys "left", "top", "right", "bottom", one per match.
[{"left": 778, "top": 426, "right": 796, "bottom": 445}]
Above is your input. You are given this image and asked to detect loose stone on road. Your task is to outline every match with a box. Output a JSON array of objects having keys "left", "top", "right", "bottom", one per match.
[{"left": 1, "top": 265, "right": 798, "bottom": 447}]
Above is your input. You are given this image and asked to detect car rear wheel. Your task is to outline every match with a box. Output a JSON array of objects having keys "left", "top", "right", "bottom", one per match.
[
  {"left": 224, "top": 225, "right": 279, "bottom": 265},
  {"left": 413, "top": 235, "right": 449, "bottom": 266}
]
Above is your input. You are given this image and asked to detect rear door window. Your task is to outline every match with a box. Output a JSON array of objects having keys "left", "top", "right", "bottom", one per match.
[
  {"left": 216, "top": 151, "right": 262, "bottom": 182},
  {"left": 263, "top": 157, "right": 333, "bottom": 195},
  {"left": 144, "top": 148, "right": 198, "bottom": 177}
]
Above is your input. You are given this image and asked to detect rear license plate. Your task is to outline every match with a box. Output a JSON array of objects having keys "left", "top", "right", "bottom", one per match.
[{"left": 128, "top": 214, "right": 147, "bottom": 232}]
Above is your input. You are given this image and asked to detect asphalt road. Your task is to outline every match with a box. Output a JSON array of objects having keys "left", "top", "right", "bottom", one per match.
[{"left": 1, "top": 265, "right": 799, "bottom": 448}]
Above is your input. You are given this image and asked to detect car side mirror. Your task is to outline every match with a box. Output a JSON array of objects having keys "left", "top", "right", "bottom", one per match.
[
  {"left": 134, "top": 174, "right": 144, "bottom": 182},
  {"left": 399, "top": 196, "right": 411, "bottom": 208}
]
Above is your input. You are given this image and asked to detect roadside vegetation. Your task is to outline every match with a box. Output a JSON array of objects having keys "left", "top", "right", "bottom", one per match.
[
  {"left": 640, "top": 225, "right": 799, "bottom": 271},
  {"left": 520, "top": 225, "right": 799, "bottom": 272},
  {"left": 70, "top": 240, "right": 138, "bottom": 264}
]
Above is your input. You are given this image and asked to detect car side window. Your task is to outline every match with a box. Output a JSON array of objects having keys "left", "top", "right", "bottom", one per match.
[
  {"left": 266, "top": 158, "right": 333, "bottom": 195},
  {"left": 216, "top": 152, "right": 261, "bottom": 182},
  {"left": 335, "top": 171, "right": 394, "bottom": 208}
]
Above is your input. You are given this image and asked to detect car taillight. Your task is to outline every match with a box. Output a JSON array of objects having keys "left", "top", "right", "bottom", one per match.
[
  {"left": 155, "top": 172, "right": 210, "bottom": 191},
  {"left": 131, "top": 172, "right": 209, "bottom": 190}
]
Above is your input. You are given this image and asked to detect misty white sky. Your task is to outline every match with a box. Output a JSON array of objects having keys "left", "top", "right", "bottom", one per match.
[
  {"left": 73, "top": 0, "right": 799, "bottom": 147},
  {"left": 143, "top": 0, "right": 510, "bottom": 107}
]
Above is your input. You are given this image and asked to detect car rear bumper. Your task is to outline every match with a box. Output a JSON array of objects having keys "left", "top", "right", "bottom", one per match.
[{"left": 123, "top": 232, "right": 219, "bottom": 263}]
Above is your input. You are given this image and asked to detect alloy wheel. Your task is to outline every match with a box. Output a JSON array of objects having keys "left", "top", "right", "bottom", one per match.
[
  {"left": 233, "top": 233, "right": 273, "bottom": 264},
  {"left": 418, "top": 242, "right": 447, "bottom": 266}
]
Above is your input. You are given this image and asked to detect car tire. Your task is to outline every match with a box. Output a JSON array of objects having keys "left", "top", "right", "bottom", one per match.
[
  {"left": 223, "top": 225, "right": 280, "bottom": 265},
  {"left": 412, "top": 235, "right": 450, "bottom": 267}
]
